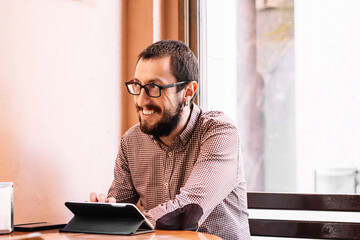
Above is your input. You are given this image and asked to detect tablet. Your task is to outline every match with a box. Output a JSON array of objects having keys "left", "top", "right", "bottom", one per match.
[{"left": 61, "top": 201, "right": 154, "bottom": 235}]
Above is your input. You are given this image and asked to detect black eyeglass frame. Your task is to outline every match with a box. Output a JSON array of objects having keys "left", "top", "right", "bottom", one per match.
[{"left": 125, "top": 81, "right": 188, "bottom": 98}]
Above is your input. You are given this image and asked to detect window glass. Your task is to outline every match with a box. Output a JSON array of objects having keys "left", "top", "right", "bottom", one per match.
[{"left": 199, "top": 0, "right": 360, "bottom": 193}]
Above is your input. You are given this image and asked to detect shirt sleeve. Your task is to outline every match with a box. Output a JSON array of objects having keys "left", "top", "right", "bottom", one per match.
[
  {"left": 107, "top": 135, "right": 140, "bottom": 204},
  {"left": 143, "top": 118, "right": 241, "bottom": 230}
]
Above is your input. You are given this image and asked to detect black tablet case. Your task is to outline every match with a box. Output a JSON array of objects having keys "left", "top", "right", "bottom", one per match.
[{"left": 60, "top": 202, "right": 154, "bottom": 235}]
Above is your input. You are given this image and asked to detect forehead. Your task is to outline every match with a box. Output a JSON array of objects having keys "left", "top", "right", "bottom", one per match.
[{"left": 134, "top": 56, "right": 176, "bottom": 84}]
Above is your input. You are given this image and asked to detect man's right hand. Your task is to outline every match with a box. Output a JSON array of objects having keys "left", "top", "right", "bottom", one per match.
[{"left": 89, "top": 192, "right": 116, "bottom": 203}]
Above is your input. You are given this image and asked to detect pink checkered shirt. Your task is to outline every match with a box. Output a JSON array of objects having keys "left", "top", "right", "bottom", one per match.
[{"left": 108, "top": 104, "right": 250, "bottom": 239}]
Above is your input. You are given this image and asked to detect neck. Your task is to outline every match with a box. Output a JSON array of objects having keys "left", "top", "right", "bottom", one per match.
[{"left": 159, "top": 105, "right": 191, "bottom": 146}]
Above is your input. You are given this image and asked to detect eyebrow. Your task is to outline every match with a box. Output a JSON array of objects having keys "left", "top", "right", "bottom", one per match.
[{"left": 132, "top": 78, "right": 165, "bottom": 85}]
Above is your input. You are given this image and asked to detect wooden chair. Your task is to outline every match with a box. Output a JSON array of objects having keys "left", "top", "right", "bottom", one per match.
[{"left": 247, "top": 192, "right": 360, "bottom": 239}]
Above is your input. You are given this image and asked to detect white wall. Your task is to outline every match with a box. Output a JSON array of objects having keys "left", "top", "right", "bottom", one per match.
[{"left": 0, "top": 0, "right": 121, "bottom": 223}]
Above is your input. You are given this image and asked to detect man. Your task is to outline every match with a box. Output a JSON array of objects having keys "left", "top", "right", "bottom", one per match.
[{"left": 90, "top": 40, "right": 250, "bottom": 239}]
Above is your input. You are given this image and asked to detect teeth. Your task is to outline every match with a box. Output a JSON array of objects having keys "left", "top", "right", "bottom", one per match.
[{"left": 143, "top": 109, "right": 154, "bottom": 115}]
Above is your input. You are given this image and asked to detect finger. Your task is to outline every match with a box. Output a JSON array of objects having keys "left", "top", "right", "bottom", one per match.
[
  {"left": 89, "top": 192, "right": 98, "bottom": 202},
  {"left": 106, "top": 197, "right": 116, "bottom": 203},
  {"left": 97, "top": 193, "right": 106, "bottom": 202}
]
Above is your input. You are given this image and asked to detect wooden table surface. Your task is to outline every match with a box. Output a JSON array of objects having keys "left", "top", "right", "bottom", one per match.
[{"left": 0, "top": 230, "right": 222, "bottom": 240}]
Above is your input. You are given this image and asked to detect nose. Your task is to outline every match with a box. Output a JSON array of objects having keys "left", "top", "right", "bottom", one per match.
[{"left": 135, "top": 88, "right": 151, "bottom": 108}]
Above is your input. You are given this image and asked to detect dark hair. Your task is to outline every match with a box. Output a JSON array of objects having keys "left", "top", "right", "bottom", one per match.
[{"left": 137, "top": 40, "right": 199, "bottom": 94}]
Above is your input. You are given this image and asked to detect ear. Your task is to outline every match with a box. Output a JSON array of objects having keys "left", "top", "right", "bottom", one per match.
[{"left": 183, "top": 81, "right": 198, "bottom": 103}]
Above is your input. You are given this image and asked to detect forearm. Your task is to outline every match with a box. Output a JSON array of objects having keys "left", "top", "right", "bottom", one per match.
[{"left": 107, "top": 140, "right": 139, "bottom": 204}]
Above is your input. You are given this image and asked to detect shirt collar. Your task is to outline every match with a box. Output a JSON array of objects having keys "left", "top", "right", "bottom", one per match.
[{"left": 177, "top": 104, "right": 201, "bottom": 146}]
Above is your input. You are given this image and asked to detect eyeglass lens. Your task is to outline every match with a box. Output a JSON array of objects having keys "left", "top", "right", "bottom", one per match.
[{"left": 127, "top": 83, "right": 161, "bottom": 97}]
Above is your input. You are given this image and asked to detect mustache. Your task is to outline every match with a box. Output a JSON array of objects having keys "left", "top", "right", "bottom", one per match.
[{"left": 136, "top": 104, "right": 162, "bottom": 113}]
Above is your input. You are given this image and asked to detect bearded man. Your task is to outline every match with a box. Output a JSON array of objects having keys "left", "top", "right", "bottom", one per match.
[{"left": 90, "top": 40, "right": 250, "bottom": 240}]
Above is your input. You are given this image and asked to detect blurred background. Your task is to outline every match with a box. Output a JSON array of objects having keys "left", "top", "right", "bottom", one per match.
[{"left": 200, "top": 0, "right": 360, "bottom": 194}]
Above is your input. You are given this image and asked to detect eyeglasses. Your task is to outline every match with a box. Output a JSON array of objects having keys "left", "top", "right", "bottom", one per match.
[{"left": 125, "top": 81, "right": 187, "bottom": 98}]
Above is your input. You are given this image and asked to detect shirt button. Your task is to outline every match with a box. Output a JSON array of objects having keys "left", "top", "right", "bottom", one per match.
[
  {"left": 168, "top": 152, "right": 173, "bottom": 157},
  {"left": 164, "top": 182, "right": 168, "bottom": 188}
]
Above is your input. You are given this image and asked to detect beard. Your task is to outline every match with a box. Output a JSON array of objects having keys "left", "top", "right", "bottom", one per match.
[{"left": 136, "top": 100, "right": 184, "bottom": 137}]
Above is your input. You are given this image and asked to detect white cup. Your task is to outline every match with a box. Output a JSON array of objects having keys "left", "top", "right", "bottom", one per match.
[{"left": 0, "top": 182, "right": 13, "bottom": 234}]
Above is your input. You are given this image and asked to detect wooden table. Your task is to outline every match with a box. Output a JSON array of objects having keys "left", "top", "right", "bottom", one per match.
[{"left": 0, "top": 230, "right": 222, "bottom": 240}]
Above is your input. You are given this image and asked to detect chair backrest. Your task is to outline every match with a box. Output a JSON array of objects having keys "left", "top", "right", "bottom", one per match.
[{"left": 247, "top": 192, "right": 360, "bottom": 239}]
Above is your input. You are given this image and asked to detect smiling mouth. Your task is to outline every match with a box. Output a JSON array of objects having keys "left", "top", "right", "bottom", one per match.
[{"left": 142, "top": 109, "right": 155, "bottom": 115}]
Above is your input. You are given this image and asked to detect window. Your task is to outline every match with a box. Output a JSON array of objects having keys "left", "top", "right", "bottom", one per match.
[{"left": 199, "top": 0, "right": 360, "bottom": 193}]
